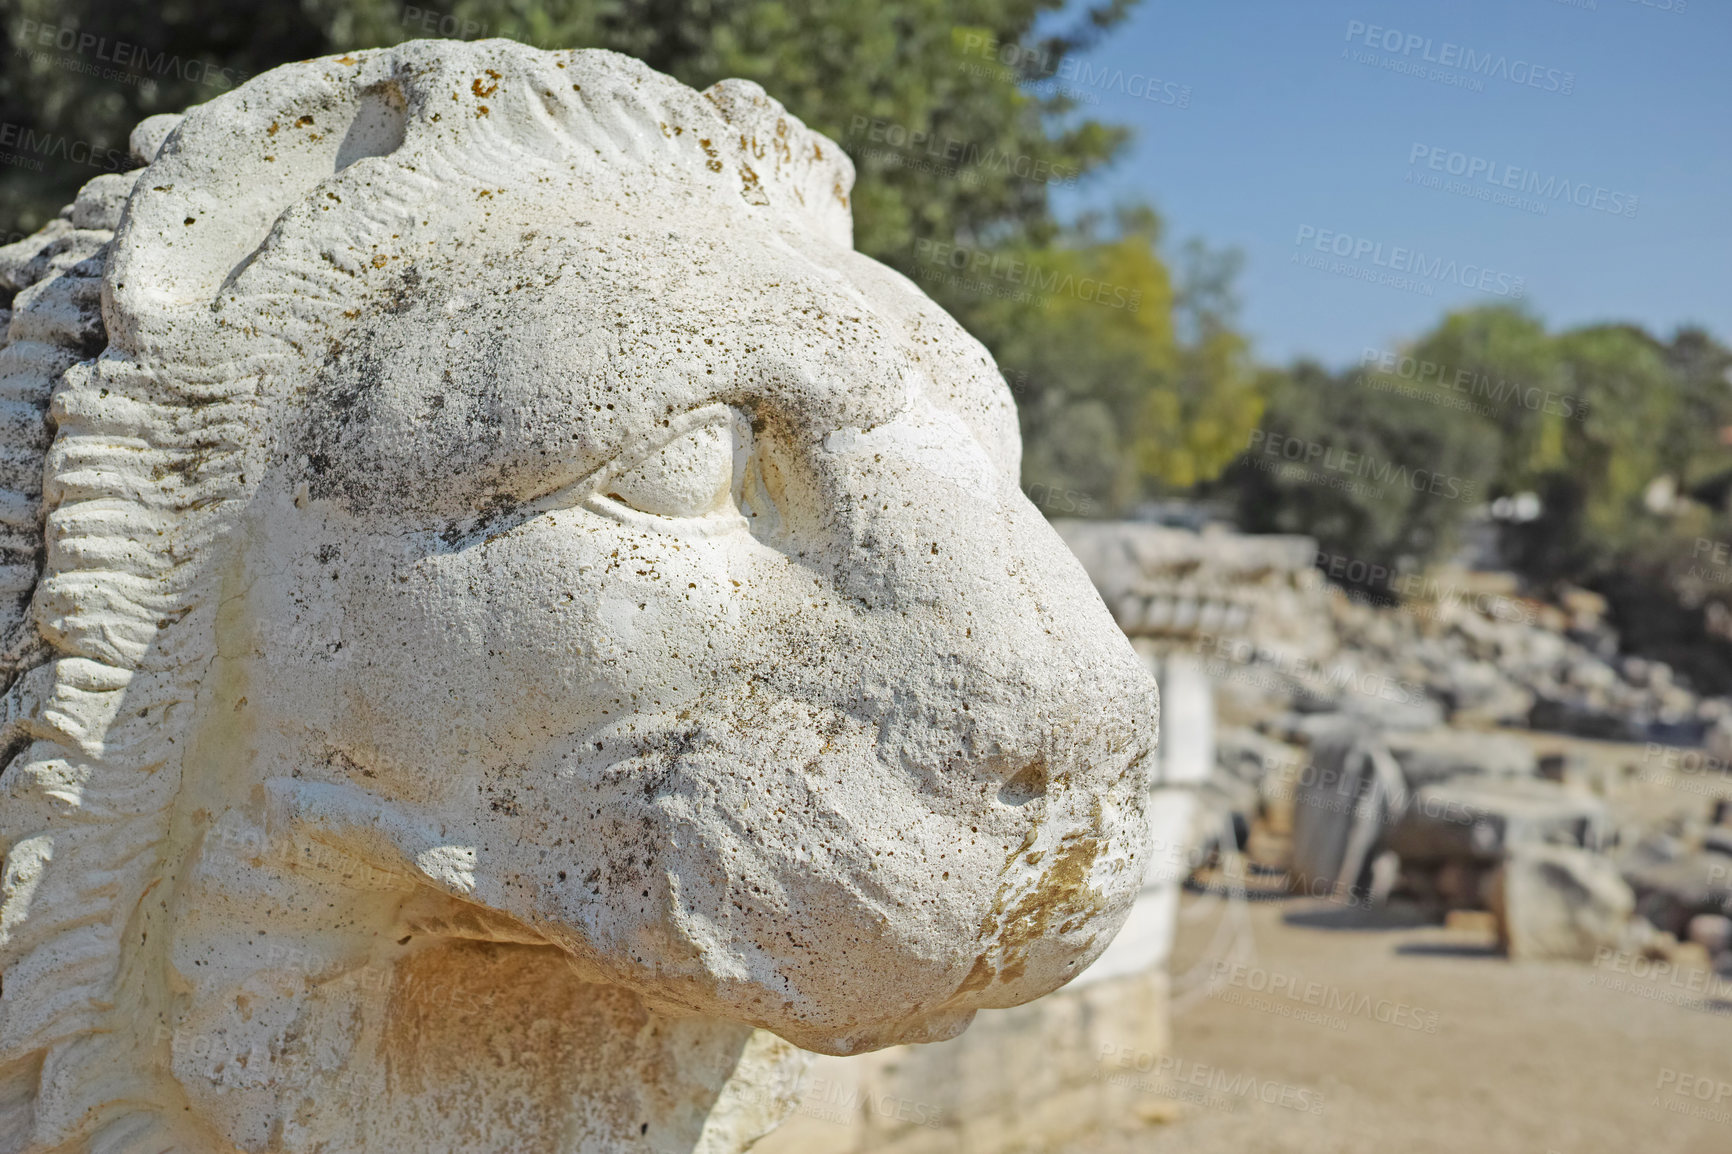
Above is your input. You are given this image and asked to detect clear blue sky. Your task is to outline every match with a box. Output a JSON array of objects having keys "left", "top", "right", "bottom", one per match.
[{"left": 1053, "top": 0, "right": 1730, "bottom": 368}]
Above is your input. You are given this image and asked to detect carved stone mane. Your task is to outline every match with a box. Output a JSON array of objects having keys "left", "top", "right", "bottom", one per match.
[{"left": 0, "top": 40, "right": 1156, "bottom": 1154}]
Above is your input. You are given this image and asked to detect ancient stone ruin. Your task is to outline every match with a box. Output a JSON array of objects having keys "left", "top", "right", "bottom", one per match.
[{"left": 0, "top": 41, "right": 1159, "bottom": 1154}]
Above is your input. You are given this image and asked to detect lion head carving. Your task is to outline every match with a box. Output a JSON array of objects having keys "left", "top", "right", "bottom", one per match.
[{"left": 0, "top": 41, "right": 1157, "bottom": 1154}]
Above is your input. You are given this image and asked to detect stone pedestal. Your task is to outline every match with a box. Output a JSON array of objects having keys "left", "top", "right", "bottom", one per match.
[{"left": 753, "top": 969, "right": 1170, "bottom": 1154}]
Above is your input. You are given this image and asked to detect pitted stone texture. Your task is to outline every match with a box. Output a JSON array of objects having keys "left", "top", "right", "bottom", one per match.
[{"left": 0, "top": 39, "right": 1156, "bottom": 1154}]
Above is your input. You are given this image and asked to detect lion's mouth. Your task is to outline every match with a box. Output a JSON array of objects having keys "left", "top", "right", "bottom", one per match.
[{"left": 255, "top": 674, "right": 1149, "bottom": 1053}]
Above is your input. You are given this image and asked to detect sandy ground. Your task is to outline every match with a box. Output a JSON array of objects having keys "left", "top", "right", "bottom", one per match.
[{"left": 1060, "top": 895, "right": 1732, "bottom": 1154}]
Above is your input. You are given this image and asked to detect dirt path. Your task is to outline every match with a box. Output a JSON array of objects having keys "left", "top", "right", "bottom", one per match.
[{"left": 1063, "top": 897, "right": 1732, "bottom": 1154}]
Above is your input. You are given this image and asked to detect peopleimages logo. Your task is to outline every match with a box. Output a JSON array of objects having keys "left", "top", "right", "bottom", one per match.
[
  {"left": 953, "top": 30, "right": 1192, "bottom": 107},
  {"left": 1094, "top": 1045, "right": 1327, "bottom": 1115},
  {"left": 1195, "top": 631, "right": 1424, "bottom": 707},
  {"left": 1245, "top": 429, "right": 1479, "bottom": 502},
  {"left": 401, "top": 4, "right": 490, "bottom": 39},
  {"left": 1407, "top": 144, "right": 1638, "bottom": 218},
  {"left": 1357, "top": 348, "right": 1589, "bottom": 423},
  {"left": 847, "top": 116, "right": 1079, "bottom": 184},
  {"left": 1652, "top": 1068, "right": 1732, "bottom": 1125},
  {"left": 12, "top": 20, "right": 250, "bottom": 90},
  {"left": 1342, "top": 20, "right": 1575, "bottom": 94},
  {"left": 0, "top": 121, "right": 130, "bottom": 173},
  {"left": 1210, "top": 961, "right": 1442, "bottom": 1033},
  {"left": 1689, "top": 538, "right": 1732, "bottom": 585},
  {"left": 1314, "top": 548, "right": 1539, "bottom": 625},
  {"left": 912, "top": 239, "right": 1143, "bottom": 312},
  {"left": 1294, "top": 226, "right": 1526, "bottom": 299}
]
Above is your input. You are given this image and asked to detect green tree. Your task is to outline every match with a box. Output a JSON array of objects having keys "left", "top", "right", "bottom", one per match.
[
  {"left": 1, "top": 0, "right": 1261, "bottom": 511},
  {"left": 1390, "top": 307, "right": 1682, "bottom": 581},
  {"left": 1391, "top": 305, "right": 1565, "bottom": 484},
  {"left": 1218, "top": 357, "right": 1499, "bottom": 576},
  {"left": 959, "top": 205, "right": 1175, "bottom": 511},
  {"left": 1663, "top": 326, "right": 1732, "bottom": 505},
  {"left": 0, "top": 0, "right": 1125, "bottom": 264},
  {"left": 1217, "top": 305, "right": 1732, "bottom": 698},
  {"left": 1, "top": 0, "right": 326, "bottom": 234},
  {"left": 1138, "top": 237, "right": 1262, "bottom": 490}
]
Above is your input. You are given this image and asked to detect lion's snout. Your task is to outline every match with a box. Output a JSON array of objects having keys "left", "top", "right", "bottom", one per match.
[
  {"left": 713, "top": 423, "right": 1163, "bottom": 1042},
  {"left": 526, "top": 444, "right": 1161, "bottom": 1053}
]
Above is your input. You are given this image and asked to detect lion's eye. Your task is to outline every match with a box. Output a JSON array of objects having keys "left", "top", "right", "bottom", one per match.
[{"left": 603, "top": 414, "right": 743, "bottom": 519}]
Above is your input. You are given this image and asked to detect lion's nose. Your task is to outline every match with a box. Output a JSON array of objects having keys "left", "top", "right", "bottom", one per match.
[
  {"left": 806, "top": 404, "right": 1156, "bottom": 794},
  {"left": 820, "top": 461, "right": 1153, "bottom": 777}
]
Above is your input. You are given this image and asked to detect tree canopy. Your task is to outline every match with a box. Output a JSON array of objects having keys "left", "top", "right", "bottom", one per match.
[
  {"left": 1220, "top": 304, "right": 1732, "bottom": 605},
  {"left": 4, "top": 2, "right": 1723, "bottom": 627},
  {"left": 1, "top": 0, "right": 1262, "bottom": 507}
]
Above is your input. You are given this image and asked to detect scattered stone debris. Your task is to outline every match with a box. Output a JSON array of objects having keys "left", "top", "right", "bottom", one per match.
[
  {"left": 1625, "top": 852, "right": 1732, "bottom": 941},
  {"left": 1058, "top": 519, "right": 1726, "bottom": 744},
  {"left": 1060, "top": 520, "right": 1732, "bottom": 975},
  {"left": 1331, "top": 578, "right": 1721, "bottom": 745}
]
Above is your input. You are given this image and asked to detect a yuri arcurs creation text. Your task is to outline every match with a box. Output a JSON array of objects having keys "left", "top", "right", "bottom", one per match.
[{"left": 0, "top": 40, "right": 1157, "bottom": 1154}]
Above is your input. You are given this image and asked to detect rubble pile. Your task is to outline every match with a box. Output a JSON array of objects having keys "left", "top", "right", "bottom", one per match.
[
  {"left": 1197, "top": 571, "right": 1727, "bottom": 745},
  {"left": 1053, "top": 519, "right": 1334, "bottom": 657},
  {"left": 1056, "top": 518, "right": 1727, "bottom": 745},
  {"left": 1328, "top": 576, "right": 1724, "bottom": 744},
  {"left": 1217, "top": 718, "right": 1732, "bottom": 973},
  {"left": 1062, "top": 520, "right": 1732, "bottom": 979}
]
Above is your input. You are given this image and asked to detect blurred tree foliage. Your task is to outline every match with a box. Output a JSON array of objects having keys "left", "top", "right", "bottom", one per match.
[
  {"left": 1218, "top": 304, "right": 1732, "bottom": 619},
  {"left": 955, "top": 207, "right": 1258, "bottom": 509},
  {"left": 1217, "top": 356, "right": 1502, "bottom": 574},
  {"left": 0, "top": 0, "right": 1260, "bottom": 508}
]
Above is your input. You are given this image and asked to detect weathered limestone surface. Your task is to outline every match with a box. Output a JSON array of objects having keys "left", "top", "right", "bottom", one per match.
[
  {"left": 753, "top": 968, "right": 1170, "bottom": 1154},
  {"left": 0, "top": 40, "right": 1158, "bottom": 1154}
]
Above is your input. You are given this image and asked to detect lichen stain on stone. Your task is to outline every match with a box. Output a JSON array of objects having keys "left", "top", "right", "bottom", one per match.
[
  {"left": 738, "top": 164, "right": 768, "bottom": 206},
  {"left": 698, "top": 137, "right": 723, "bottom": 173},
  {"left": 952, "top": 951, "right": 997, "bottom": 996},
  {"left": 943, "top": 806, "right": 1109, "bottom": 1001},
  {"left": 992, "top": 834, "right": 1105, "bottom": 985}
]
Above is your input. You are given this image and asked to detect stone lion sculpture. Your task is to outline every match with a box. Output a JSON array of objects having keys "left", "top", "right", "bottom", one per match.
[{"left": 0, "top": 40, "right": 1157, "bottom": 1154}]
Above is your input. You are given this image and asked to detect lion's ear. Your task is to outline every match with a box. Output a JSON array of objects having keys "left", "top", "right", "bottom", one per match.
[{"left": 0, "top": 171, "right": 138, "bottom": 701}]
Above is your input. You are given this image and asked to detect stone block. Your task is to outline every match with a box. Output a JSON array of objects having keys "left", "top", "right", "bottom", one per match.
[
  {"left": 1385, "top": 777, "right": 1611, "bottom": 866},
  {"left": 1289, "top": 729, "right": 1405, "bottom": 899},
  {"left": 1488, "top": 845, "right": 1634, "bottom": 962}
]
